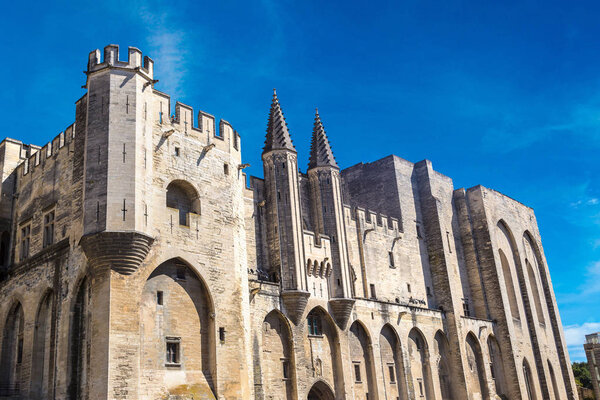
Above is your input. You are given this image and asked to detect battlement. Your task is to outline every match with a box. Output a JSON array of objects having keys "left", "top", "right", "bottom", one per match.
[
  {"left": 87, "top": 44, "right": 154, "bottom": 79},
  {"left": 343, "top": 204, "right": 400, "bottom": 234},
  {"left": 19, "top": 124, "right": 75, "bottom": 176}
]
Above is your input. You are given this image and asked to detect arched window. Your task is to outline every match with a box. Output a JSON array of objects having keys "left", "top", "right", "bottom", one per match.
[
  {"left": 523, "top": 359, "right": 537, "bottom": 400},
  {"left": 499, "top": 249, "right": 520, "bottom": 321},
  {"left": 166, "top": 180, "right": 200, "bottom": 226},
  {"left": 0, "top": 302, "right": 24, "bottom": 396},
  {"left": 31, "top": 292, "right": 53, "bottom": 399},
  {"left": 526, "top": 259, "right": 545, "bottom": 325}
]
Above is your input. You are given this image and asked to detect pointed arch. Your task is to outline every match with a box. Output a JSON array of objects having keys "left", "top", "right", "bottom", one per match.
[
  {"left": 547, "top": 360, "right": 561, "bottom": 400},
  {"left": 523, "top": 358, "right": 537, "bottom": 400},
  {"left": 380, "top": 324, "right": 408, "bottom": 399},
  {"left": 349, "top": 320, "right": 376, "bottom": 399},
  {"left": 525, "top": 259, "right": 545, "bottom": 325},
  {"left": 407, "top": 327, "right": 434, "bottom": 399},
  {"left": 465, "top": 332, "right": 489, "bottom": 400},
  {"left": 0, "top": 301, "right": 24, "bottom": 396},
  {"left": 434, "top": 330, "right": 455, "bottom": 400},
  {"left": 260, "top": 310, "right": 295, "bottom": 400},
  {"left": 307, "top": 379, "right": 335, "bottom": 400},
  {"left": 487, "top": 334, "right": 508, "bottom": 399},
  {"left": 30, "top": 290, "right": 54, "bottom": 399},
  {"left": 305, "top": 306, "right": 343, "bottom": 397},
  {"left": 68, "top": 276, "right": 89, "bottom": 400},
  {"left": 139, "top": 257, "right": 216, "bottom": 399}
]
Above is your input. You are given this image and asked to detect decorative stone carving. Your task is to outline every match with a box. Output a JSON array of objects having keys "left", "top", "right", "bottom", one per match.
[
  {"left": 281, "top": 290, "right": 310, "bottom": 325},
  {"left": 80, "top": 231, "right": 154, "bottom": 275},
  {"left": 329, "top": 298, "right": 355, "bottom": 329}
]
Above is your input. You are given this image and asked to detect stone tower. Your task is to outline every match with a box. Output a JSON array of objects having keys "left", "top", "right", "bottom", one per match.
[
  {"left": 261, "top": 90, "right": 309, "bottom": 323},
  {"left": 307, "top": 110, "right": 354, "bottom": 327}
]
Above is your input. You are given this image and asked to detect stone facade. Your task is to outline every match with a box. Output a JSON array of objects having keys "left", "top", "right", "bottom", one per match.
[
  {"left": 0, "top": 45, "right": 577, "bottom": 400},
  {"left": 585, "top": 333, "right": 600, "bottom": 399}
]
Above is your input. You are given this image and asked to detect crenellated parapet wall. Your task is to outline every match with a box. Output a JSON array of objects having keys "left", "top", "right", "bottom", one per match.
[
  {"left": 343, "top": 204, "right": 401, "bottom": 234},
  {"left": 87, "top": 44, "right": 154, "bottom": 80}
]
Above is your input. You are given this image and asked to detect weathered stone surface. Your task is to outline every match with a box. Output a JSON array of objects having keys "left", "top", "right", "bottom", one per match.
[{"left": 0, "top": 44, "right": 577, "bottom": 400}]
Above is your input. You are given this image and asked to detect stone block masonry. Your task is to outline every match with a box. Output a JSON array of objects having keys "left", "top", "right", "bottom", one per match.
[{"left": 0, "top": 44, "right": 578, "bottom": 400}]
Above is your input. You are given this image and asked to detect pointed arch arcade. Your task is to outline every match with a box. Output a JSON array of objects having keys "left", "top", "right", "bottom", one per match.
[
  {"left": 261, "top": 310, "right": 295, "bottom": 399},
  {"left": 0, "top": 301, "right": 24, "bottom": 396}
]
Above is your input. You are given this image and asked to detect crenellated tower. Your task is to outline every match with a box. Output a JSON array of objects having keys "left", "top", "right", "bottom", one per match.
[
  {"left": 79, "top": 45, "right": 155, "bottom": 274},
  {"left": 307, "top": 110, "right": 355, "bottom": 328},
  {"left": 262, "top": 90, "right": 310, "bottom": 324}
]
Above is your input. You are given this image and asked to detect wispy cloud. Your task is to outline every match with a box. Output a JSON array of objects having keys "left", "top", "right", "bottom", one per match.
[
  {"left": 564, "top": 322, "right": 600, "bottom": 361},
  {"left": 137, "top": 2, "right": 191, "bottom": 101}
]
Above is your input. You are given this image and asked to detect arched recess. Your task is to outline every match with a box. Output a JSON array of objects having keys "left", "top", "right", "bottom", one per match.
[
  {"left": 407, "top": 328, "right": 434, "bottom": 399},
  {"left": 261, "top": 310, "right": 295, "bottom": 400},
  {"left": 547, "top": 360, "right": 561, "bottom": 400},
  {"left": 434, "top": 330, "right": 455, "bottom": 400},
  {"left": 166, "top": 180, "right": 201, "bottom": 226},
  {"left": 498, "top": 249, "right": 520, "bottom": 321},
  {"left": 30, "top": 291, "right": 53, "bottom": 399},
  {"left": 487, "top": 335, "right": 508, "bottom": 399},
  {"left": 305, "top": 307, "right": 343, "bottom": 398},
  {"left": 523, "top": 231, "right": 575, "bottom": 399},
  {"left": 68, "top": 277, "right": 89, "bottom": 400},
  {"left": 523, "top": 359, "right": 537, "bottom": 400},
  {"left": 139, "top": 258, "right": 216, "bottom": 399},
  {"left": 525, "top": 259, "right": 545, "bottom": 325},
  {"left": 0, "top": 301, "right": 24, "bottom": 396},
  {"left": 349, "top": 320, "right": 376, "bottom": 399},
  {"left": 465, "top": 332, "right": 489, "bottom": 400},
  {"left": 307, "top": 379, "right": 335, "bottom": 400},
  {"left": 380, "top": 324, "right": 408, "bottom": 400}
]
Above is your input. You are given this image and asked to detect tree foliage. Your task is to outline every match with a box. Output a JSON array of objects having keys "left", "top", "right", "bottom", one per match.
[{"left": 573, "top": 361, "right": 593, "bottom": 389}]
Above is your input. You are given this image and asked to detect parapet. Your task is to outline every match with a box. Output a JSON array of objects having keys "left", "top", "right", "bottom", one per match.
[
  {"left": 343, "top": 204, "right": 400, "bottom": 233},
  {"left": 87, "top": 44, "right": 154, "bottom": 80}
]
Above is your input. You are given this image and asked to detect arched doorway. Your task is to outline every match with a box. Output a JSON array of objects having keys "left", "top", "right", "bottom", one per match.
[
  {"left": 307, "top": 380, "right": 335, "bottom": 400},
  {"left": 139, "top": 258, "right": 216, "bottom": 399}
]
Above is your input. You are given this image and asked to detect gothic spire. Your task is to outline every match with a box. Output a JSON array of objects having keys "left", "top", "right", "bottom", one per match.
[
  {"left": 308, "top": 108, "right": 338, "bottom": 169},
  {"left": 263, "top": 89, "right": 296, "bottom": 154}
]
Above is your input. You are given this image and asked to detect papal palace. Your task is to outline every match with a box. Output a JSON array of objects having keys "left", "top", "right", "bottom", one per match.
[{"left": 0, "top": 45, "right": 577, "bottom": 400}]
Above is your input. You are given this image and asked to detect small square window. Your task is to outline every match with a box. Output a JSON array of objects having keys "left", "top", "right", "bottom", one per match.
[
  {"left": 407, "top": 283, "right": 411, "bottom": 293},
  {"left": 388, "top": 365, "right": 396, "bottom": 383},
  {"left": 174, "top": 147, "right": 180, "bottom": 157},
  {"left": 463, "top": 300, "right": 471, "bottom": 317},
  {"left": 166, "top": 337, "right": 181, "bottom": 365},
  {"left": 307, "top": 314, "right": 322, "bottom": 336},
  {"left": 43, "top": 210, "right": 55, "bottom": 248},
  {"left": 224, "top": 163, "right": 229, "bottom": 175},
  {"left": 388, "top": 251, "right": 395, "bottom": 267},
  {"left": 157, "top": 291, "right": 163, "bottom": 305},
  {"left": 370, "top": 284, "right": 376, "bottom": 299}
]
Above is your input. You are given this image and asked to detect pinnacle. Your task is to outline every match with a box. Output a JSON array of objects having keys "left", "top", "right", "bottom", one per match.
[
  {"left": 308, "top": 109, "right": 338, "bottom": 170},
  {"left": 263, "top": 89, "right": 296, "bottom": 154}
]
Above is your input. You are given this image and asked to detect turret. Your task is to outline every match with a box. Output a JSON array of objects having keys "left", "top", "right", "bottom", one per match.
[
  {"left": 79, "top": 45, "right": 155, "bottom": 275},
  {"left": 262, "top": 90, "right": 309, "bottom": 324},
  {"left": 307, "top": 110, "right": 355, "bottom": 328}
]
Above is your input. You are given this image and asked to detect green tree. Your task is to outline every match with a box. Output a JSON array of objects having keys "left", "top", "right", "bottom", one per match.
[{"left": 572, "top": 361, "right": 593, "bottom": 389}]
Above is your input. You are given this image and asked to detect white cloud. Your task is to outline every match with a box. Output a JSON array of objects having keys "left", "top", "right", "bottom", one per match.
[{"left": 564, "top": 322, "right": 600, "bottom": 361}]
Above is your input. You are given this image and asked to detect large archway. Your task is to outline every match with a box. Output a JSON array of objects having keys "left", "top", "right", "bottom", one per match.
[
  {"left": 304, "top": 307, "right": 343, "bottom": 398},
  {"left": 407, "top": 328, "right": 434, "bottom": 399},
  {"left": 434, "top": 330, "right": 455, "bottom": 400},
  {"left": 0, "top": 301, "right": 24, "bottom": 396},
  {"left": 139, "top": 258, "right": 216, "bottom": 399},
  {"left": 465, "top": 333, "right": 489, "bottom": 400},
  {"left": 261, "top": 310, "right": 294, "bottom": 399},
  {"left": 380, "top": 324, "right": 407, "bottom": 399},
  {"left": 307, "top": 380, "right": 335, "bottom": 400},
  {"left": 349, "top": 320, "right": 376, "bottom": 399},
  {"left": 30, "top": 291, "right": 53, "bottom": 399}
]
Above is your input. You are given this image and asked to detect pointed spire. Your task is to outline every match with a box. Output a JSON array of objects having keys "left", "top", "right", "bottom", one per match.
[
  {"left": 308, "top": 108, "right": 339, "bottom": 169},
  {"left": 263, "top": 89, "right": 296, "bottom": 154}
]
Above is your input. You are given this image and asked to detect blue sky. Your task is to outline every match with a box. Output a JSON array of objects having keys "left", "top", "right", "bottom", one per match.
[{"left": 1, "top": 0, "right": 598, "bottom": 361}]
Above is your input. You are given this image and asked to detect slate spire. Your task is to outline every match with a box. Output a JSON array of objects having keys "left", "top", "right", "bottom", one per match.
[
  {"left": 263, "top": 89, "right": 296, "bottom": 154},
  {"left": 308, "top": 108, "right": 338, "bottom": 169}
]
